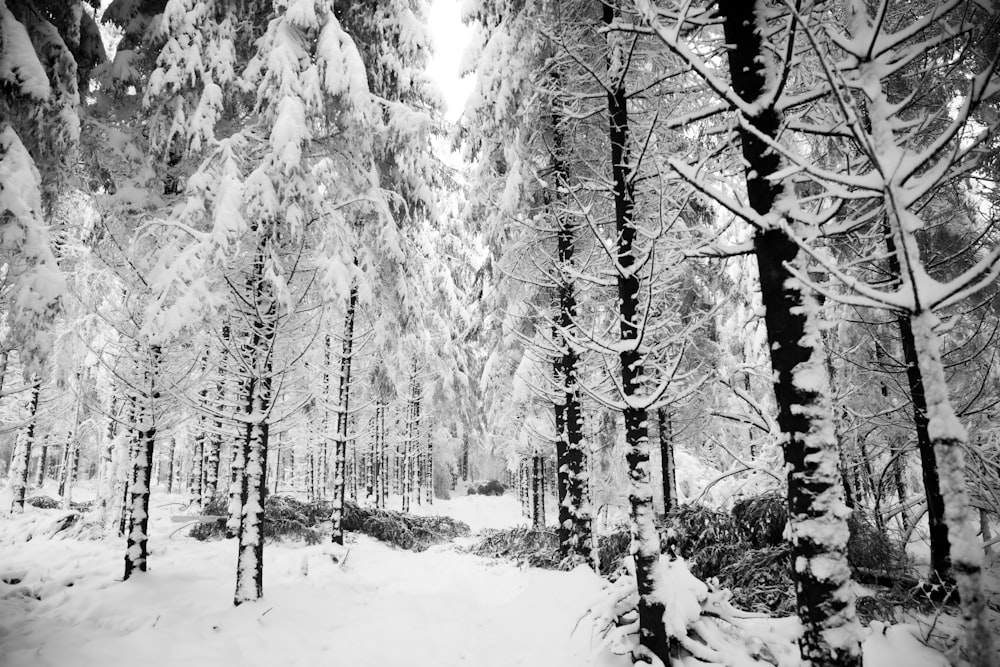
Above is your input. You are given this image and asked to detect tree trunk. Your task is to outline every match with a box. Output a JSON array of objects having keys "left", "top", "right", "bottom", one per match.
[
  {"left": 603, "top": 2, "right": 668, "bottom": 660},
  {"left": 892, "top": 446, "right": 909, "bottom": 532},
  {"left": 658, "top": 409, "right": 677, "bottom": 513},
  {"left": 190, "top": 433, "right": 205, "bottom": 510},
  {"left": 720, "top": 2, "right": 861, "bottom": 664},
  {"left": 981, "top": 509, "right": 994, "bottom": 557},
  {"left": 165, "top": 437, "right": 176, "bottom": 494},
  {"left": 33, "top": 437, "right": 48, "bottom": 488},
  {"left": 425, "top": 434, "right": 433, "bottom": 505},
  {"left": 331, "top": 283, "right": 357, "bottom": 544},
  {"left": 124, "top": 345, "right": 161, "bottom": 580},
  {"left": 234, "top": 228, "right": 275, "bottom": 606},
  {"left": 374, "top": 401, "right": 386, "bottom": 509},
  {"left": 115, "top": 397, "right": 137, "bottom": 535},
  {"left": 909, "top": 312, "right": 991, "bottom": 661},
  {"left": 94, "top": 394, "right": 120, "bottom": 525},
  {"left": 549, "top": 79, "right": 594, "bottom": 570},
  {"left": 531, "top": 454, "right": 545, "bottom": 530},
  {"left": 9, "top": 380, "right": 41, "bottom": 513},
  {"left": 58, "top": 386, "right": 82, "bottom": 507},
  {"left": 897, "top": 311, "right": 951, "bottom": 579}
]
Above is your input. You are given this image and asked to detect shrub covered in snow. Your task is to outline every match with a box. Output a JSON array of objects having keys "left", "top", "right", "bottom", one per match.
[
  {"left": 188, "top": 496, "right": 471, "bottom": 551},
  {"left": 466, "top": 479, "right": 506, "bottom": 496}
]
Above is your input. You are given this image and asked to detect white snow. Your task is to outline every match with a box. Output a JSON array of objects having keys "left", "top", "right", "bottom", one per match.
[
  {"left": 0, "top": 485, "right": 988, "bottom": 667},
  {"left": 0, "top": 489, "right": 627, "bottom": 667}
]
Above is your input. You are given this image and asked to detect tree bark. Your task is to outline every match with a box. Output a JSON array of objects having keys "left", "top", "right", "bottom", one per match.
[
  {"left": 531, "top": 454, "right": 545, "bottom": 530},
  {"left": 234, "top": 228, "right": 275, "bottom": 606},
  {"left": 331, "top": 283, "right": 357, "bottom": 544},
  {"left": 549, "top": 75, "right": 594, "bottom": 571},
  {"left": 58, "top": 384, "right": 82, "bottom": 507},
  {"left": 602, "top": 2, "right": 669, "bottom": 661},
  {"left": 9, "top": 380, "right": 41, "bottom": 513},
  {"left": 658, "top": 409, "right": 677, "bottom": 513},
  {"left": 124, "top": 345, "right": 161, "bottom": 580},
  {"left": 720, "top": 2, "right": 862, "bottom": 664},
  {"left": 33, "top": 436, "right": 48, "bottom": 488}
]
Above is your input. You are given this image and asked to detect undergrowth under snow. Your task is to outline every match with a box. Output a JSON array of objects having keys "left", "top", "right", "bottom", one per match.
[{"left": 0, "top": 484, "right": 990, "bottom": 667}]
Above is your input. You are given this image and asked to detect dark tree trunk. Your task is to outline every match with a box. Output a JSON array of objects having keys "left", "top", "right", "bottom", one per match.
[
  {"left": 602, "top": 2, "right": 667, "bottom": 660},
  {"left": 374, "top": 401, "right": 386, "bottom": 509},
  {"left": 331, "top": 284, "right": 357, "bottom": 544},
  {"left": 549, "top": 80, "right": 594, "bottom": 570},
  {"left": 9, "top": 380, "right": 41, "bottom": 513},
  {"left": 896, "top": 315, "right": 950, "bottom": 580},
  {"left": 425, "top": 435, "right": 433, "bottom": 505},
  {"left": 58, "top": 387, "right": 82, "bottom": 506},
  {"left": 204, "top": 326, "right": 228, "bottom": 506},
  {"left": 720, "top": 1, "right": 861, "bottom": 664},
  {"left": 234, "top": 229, "right": 275, "bottom": 606},
  {"left": 0, "top": 350, "right": 8, "bottom": 397},
  {"left": 192, "top": 350, "right": 210, "bottom": 510},
  {"left": 531, "top": 454, "right": 545, "bottom": 530},
  {"left": 165, "top": 437, "right": 176, "bottom": 494},
  {"left": 227, "top": 372, "right": 248, "bottom": 538},
  {"left": 658, "top": 409, "right": 677, "bottom": 514},
  {"left": 117, "top": 397, "right": 138, "bottom": 536},
  {"left": 34, "top": 437, "right": 48, "bottom": 488},
  {"left": 124, "top": 345, "right": 161, "bottom": 580},
  {"left": 892, "top": 447, "right": 909, "bottom": 531}
]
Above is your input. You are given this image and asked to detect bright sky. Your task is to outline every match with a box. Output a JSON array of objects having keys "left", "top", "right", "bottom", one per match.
[{"left": 426, "top": 0, "right": 475, "bottom": 123}]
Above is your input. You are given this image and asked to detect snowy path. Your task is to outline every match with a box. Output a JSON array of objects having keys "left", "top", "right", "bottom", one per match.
[{"left": 0, "top": 494, "right": 627, "bottom": 667}]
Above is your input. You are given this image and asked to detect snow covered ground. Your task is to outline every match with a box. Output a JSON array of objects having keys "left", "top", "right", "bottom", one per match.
[
  {"left": 0, "top": 489, "right": 627, "bottom": 667},
  {"left": 0, "top": 485, "right": 982, "bottom": 667}
]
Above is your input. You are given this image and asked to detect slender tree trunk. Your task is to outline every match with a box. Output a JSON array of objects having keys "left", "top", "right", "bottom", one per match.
[
  {"left": 192, "top": 351, "right": 210, "bottom": 510},
  {"left": 94, "top": 394, "right": 120, "bottom": 524},
  {"left": 374, "top": 401, "right": 386, "bottom": 509},
  {"left": 190, "top": 434, "right": 205, "bottom": 509},
  {"left": 234, "top": 229, "right": 275, "bottom": 606},
  {"left": 981, "top": 509, "right": 993, "bottom": 557},
  {"left": 719, "top": 2, "right": 861, "bottom": 664},
  {"left": 892, "top": 446, "right": 909, "bottom": 532},
  {"left": 658, "top": 409, "right": 677, "bottom": 513},
  {"left": 164, "top": 438, "right": 176, "bottom": 494},
  {"left": 204, "top": 328, "right": 227, "bottom": 506},
  {"left": 58, "top": 386, "right": 82, "bottom": 507},
  {"left": 115, "top": 397, "right": 137, "bottom": 535},
  {"left": 531, "top": 454, "right": 545, "bottom": 530},
  {"left": 33, "top": 436, "right": 48, "bottom": 488},
  {"left": 226, "top": 377, "right": 247, "bottom": 538},
  {"left": 897, "top": 312, "right": 950, "bottom": 579},
  {"left": 331, "top": 284, "right": 357, "bottom": 544},
  {"left": 124, "top": 345, "right": 161, "bottom": 580},
  {"left": 549, "top": 78, "right": 593, "bottom": 570},
  {"left": 909, "top": 312, "right": 991, "bottom": 660},
  {"left": 9, "top": 380, "right": 41, "bottom": 513},
  {"left": 425, "top": 434, "right": 433, "bottom": 505},
  {"left": 603, "top": 2, "right": 667, "bottom": 660},
  {"left": 0, "top": 350, "right": 8, "bottom": 398}
]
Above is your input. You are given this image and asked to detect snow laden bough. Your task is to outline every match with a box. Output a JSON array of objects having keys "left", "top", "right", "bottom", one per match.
[{"left": 586, "top": 554, "right": 951, "bottom": 667}]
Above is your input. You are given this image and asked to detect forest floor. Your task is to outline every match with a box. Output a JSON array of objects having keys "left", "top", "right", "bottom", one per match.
[
  {"left": 0, "top": 484, "right": 988, "bottom": 667},
  {"left": 0, "top": 486, "right": 627, "bottom": 667}
]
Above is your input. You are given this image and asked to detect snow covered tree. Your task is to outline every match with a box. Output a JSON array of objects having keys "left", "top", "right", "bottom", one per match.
[{"left": 635, "top": 1, "right": 865, "bottom": 663}]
